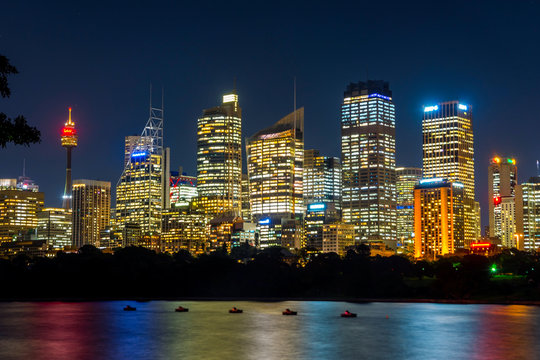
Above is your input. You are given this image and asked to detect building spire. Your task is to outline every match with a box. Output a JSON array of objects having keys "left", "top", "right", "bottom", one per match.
[{"left": 66, "top": 107, "right": 74, "bottom": 126}]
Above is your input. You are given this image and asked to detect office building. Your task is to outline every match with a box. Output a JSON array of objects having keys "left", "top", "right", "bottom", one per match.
[
  {"left": 161, "top": 209, "right": 208, "bottom": 254},
  {"left": 72, "top": 180, "right": 111, "bottom": 248},
  {"left": 488, "top": 156, "right": 517, "bottom": 242},
  {"left": 423, "top": 101, "right": 476, "bottom": 247},
  {"left": 414, "top": 178, "right": 464, "bottom": 258},
  {"left": 116, "top": 101, "right": 165, "bottom": 238},
  {"left": 396, "top": 167, "right": 422, "bottom": 248},
  {"left": 304, "top": 202, "right": 340, "bottom": 250},
  {"left": 516, "top": 177, "right": 540, "bottom": 251},
  {"left": 170, "top": 171, "right": 197, "bottom": 209},
  {"left": 247, "top": 108, "right": 304, "bottom": 247},
  {"left": 36, "top": 208, "right": 72, "bottom": 248},
  {"left": 322, "top": 223, "right": 356, "bottom": 256},
  {"left": 197, "top": 91, "right": 242, "bottom": 217},
  {"left": 304, "top": 149, "right": 342, "bottom": 211},
  {"left": 0, "top": 184, "right": 44, "bottom": 243},
  {"left": 341, "top": 80, "right": 396, "bottom": 243}
]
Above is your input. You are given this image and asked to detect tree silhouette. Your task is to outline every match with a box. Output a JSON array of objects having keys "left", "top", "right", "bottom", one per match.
[{"left": 0, "top": 54, "right": 41, "bottom": 148}]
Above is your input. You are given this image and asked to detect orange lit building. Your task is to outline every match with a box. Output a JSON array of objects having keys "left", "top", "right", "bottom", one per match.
[{"left": 414, "top": 178, "right": 464, "bottom": 259}]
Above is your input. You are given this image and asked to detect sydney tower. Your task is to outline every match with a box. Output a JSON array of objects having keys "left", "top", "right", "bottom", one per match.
[{"left": 61, "top": 108, "right": 78, "bottom": 209}]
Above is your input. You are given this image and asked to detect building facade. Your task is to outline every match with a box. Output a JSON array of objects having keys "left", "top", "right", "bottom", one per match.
[
  {"left": 72, "top": 180, "right": 111, "bottom": 248},
  {"left": 414, "top": 178, "right": 464, "bottom": 258},
  {"left": 246, "top": 108, "right": 304, "bottom": 247},
  {"left": 170, "top": 172, "right": 197, "bottom": 209},
  {"left": 516, "top": 177, "right": 540, "bottom": 251},
  {"left": 304, "top": 149, "right": 342, "bottom": 211},
  {"left": 197, "top": 92, "right": 242, "bottom": 217},
  {"left": 341, "top": 80, "right": 396, "bottom": 243},
  {"left": 304, "top": 202, "right": 340, "bottom": 250},
  {"left": 0, "top": 185, "right": 44, "bottom": 243},
  {"left": 322, "top": 223, "right": 356, "bottom": 256},
  {"left": 36, "top": 208, "right": 72, "bottom": 249},
  {"left": 396, "top": 167, "right": 422, "bottom": 248},
  {"left": 423, "top": 101, "right": 476, "bottom": 247},
  {"left": 488, "top": 156, "right": 517, "bottom": 242},
  {"left": 161, "top": 209, "right": 208, "bottom": 254}
]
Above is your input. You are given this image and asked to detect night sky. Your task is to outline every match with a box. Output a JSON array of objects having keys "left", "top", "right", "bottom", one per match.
[{"left": 2, "top": 1, "right": 540, "bottom": 228}]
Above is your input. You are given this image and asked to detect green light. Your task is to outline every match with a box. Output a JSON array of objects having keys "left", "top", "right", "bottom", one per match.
[{"left": 490, "top": 265, "right": 497, "bottom": 273}]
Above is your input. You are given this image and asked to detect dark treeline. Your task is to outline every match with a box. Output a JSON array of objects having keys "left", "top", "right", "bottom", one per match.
[{"left": 1, "top": 245, "right": 540, "bottom": 301}]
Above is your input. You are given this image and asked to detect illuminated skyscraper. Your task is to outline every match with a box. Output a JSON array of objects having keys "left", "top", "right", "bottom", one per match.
[
  {"left": 516, "top": 177, "right": 540, "bottom": 251},
  {"left": 396, "top": 167, "right": 422, "bottom": 248},
  {"left": 414, "top": 178, "right": 464, "bottom": 258},
  {"left": 72, "top": 180, "right": 111, "bottom": 248},
  {"left": 36, "top": 208, "right": 72, "bottom": 249},
  {"left": 247, "top": 108, "right": 304, "bottom": 247},
  {"left": 60, "top": 108, "right": 78, "bottom": 209},
  {"left": 341, "top": 81, "right": 396, "bottom": 243},
  {"left": 304, "top": 149, "right": 342, "bottom": 211},
  {"left": 0, "top": 182, "right": 44, "bottom": 243},
  {"left": 488, "top": 156, "right": 517, "bottom": 245},
  {"left": 423, "top": 101, "right": 476, "bottom": 247},
  {"left": 197, "top": 92, "right": 242, "bottom": 217},
  {"left": 116, "top": 99, "right": 165, "bottom": 238},
  {"left": 241, "top": 174, "right": 251, "bottom": 221}
]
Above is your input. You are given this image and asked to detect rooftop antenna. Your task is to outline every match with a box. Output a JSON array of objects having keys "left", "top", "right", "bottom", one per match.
[{"left": 537, "top": 160, "right": 539, "bottom": 176}]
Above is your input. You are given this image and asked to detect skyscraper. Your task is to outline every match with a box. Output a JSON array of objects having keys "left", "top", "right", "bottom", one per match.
[
  {"left": 0, "top": 181, "right": 44, "bottom": 243},
  {"left": 488, "top": 156, "right": 517, "bottom": 244},
  {"left": 60, "top": 108, "right": 78, "bottom": 210},
  {"left": 197, "top": 92, "right": 242, "bottom": 217},
  {"left": 72, "top": 180, "right": 111, "bottom": 248},
  {"left": 396, "top": 167, "right": 422, "bottom": 247},
  {"left": 116, "top": 100, "right": 165, "bottom": 238},
  {"left": 36, "top": 208, "right": 72, "bottom": 249},
  {"left": 414, "top": 178, "right": 464, "bottom": 258},
  {"left": 515, "top": 177, "right": 540, "bottom": 251},
  {"left": 341, "top": 81, "right": 396, "bottom": 243},
  {"left": 246, "top": 108, "right": 304, "bottom": 247},
  {"left": 169, "top": 171, "right": 198, "bottom": 209},
  {"left": 423, "top": 101, "right": 476, "bottom": 247},
  {"left": 304, "top": 149, "right": 342, "bottom": 211}
]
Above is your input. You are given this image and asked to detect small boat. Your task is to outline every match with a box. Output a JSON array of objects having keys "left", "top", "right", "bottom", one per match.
[
  {"left": 282, "top": 308, "right": 298, "bottom": 316},
  {"left": 229, "top": 307, "right": 243, "bottom": 314},
  {"left": 124, "top": 305, "right": 136, "bottom": 311},
  {"left": 341, "top": 310, "right": 357, "bottom": 318},
  {"left": 175, "top": 306, "right": 189, "bottom": 312}
]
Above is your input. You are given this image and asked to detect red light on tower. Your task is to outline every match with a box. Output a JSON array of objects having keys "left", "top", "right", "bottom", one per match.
[{"left": 493, "top": 196, "right": 501, "bottom": 206}]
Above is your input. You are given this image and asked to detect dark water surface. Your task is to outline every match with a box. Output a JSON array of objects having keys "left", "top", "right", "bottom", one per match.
[{"left": 0, "top": 301, "right": 539, "bottom": 359}]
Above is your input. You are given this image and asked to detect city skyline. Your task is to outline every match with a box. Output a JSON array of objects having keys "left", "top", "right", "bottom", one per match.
[{"left": 2, "top": 1, "right": 540, "bottom": 230}]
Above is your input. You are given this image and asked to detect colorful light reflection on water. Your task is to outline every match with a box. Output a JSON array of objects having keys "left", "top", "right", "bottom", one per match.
[{"left": 0, "top": 301, "right": 539, "bottom": 359}]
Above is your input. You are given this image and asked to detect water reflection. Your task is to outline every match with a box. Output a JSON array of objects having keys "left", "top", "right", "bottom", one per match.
[{"left": 0, "top": 301, "right": 539, "bottom": 359}]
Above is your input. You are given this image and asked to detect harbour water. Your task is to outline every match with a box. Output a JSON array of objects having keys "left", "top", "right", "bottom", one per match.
[{"left": 0, "top": 301, "right": 539, "bottom": 359}]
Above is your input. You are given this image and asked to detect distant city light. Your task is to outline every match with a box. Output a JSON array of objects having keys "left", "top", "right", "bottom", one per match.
[
  {"left": 424, "top": 105, "right": 438, "bottom": 112},
  {"left": 458, "top": 104, "right": 467, "bottom": 110}
]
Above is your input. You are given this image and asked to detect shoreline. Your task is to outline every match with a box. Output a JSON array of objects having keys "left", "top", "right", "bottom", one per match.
[{"left": 1, "top": 297, "right": 540, "bottom": 306}]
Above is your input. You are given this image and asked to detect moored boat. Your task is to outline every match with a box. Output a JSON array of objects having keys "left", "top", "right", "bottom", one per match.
[
  {"left": 124, "top": 305, "right": 136, "bottom": 311},
  {"left": 282, "top": 308, "right": 298, "bottom": 315},
  {"left": 229, "top": 307, "right": 243, "bottom": 314},
  {"left": 175, "top": 306, "right": 189, "bottom": 312},
  {"left": 341, "top": 310, "right": 357, "bottom": 318}
]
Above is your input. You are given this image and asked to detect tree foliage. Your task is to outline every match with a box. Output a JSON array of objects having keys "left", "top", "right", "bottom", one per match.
[{"left": 0, "top": 54, "right": 41, "bottom": 148}]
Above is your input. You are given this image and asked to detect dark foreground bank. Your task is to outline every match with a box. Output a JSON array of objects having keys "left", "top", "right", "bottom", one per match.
[{"left": 1, "top": 245, "right": 540, "bottom": 302}]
